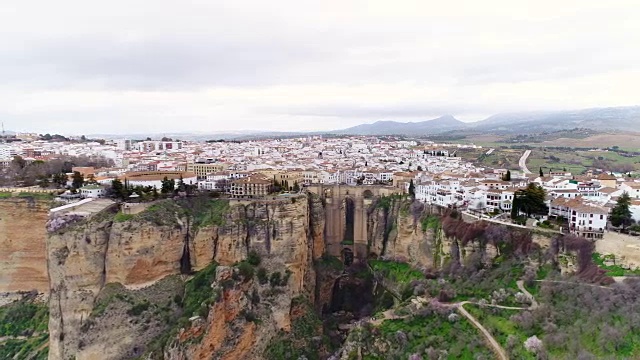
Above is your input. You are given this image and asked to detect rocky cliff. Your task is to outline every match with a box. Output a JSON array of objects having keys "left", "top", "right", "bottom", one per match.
[
  {"left": 0, "top": 197, "right": 50, "bottom": 295},
  {"left": 367, "top": 197, "right": 500, "bottom": 268},
  {"left": 46, "top": 195, "right": 325, "bottom": 360}
]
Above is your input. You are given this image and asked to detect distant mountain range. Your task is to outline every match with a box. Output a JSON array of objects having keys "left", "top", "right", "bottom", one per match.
[
  {"left": 332, "top": 115, "right": 466, "bottom": 135},
  {"left": 80, "top": 105, "right": 640, "bottom": 140},
  {"left": 334, "top": 106, "right": 640, "bottom": 135}
]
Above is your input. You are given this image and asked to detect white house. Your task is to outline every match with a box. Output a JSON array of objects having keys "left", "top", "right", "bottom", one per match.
[
  {"left": 568, "top": 202, "right": 608, "bottom": 239},
  {"left": 549, "top": 196, "right": 608, "bottom": 239},
  {"left": 620, "top": 182, "right": 640, "bottom": 199},
  {"left": 79, "top": 185, "right": 106, "bottom": 198}
]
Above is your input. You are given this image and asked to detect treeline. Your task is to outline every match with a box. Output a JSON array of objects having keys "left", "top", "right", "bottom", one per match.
[{"left": 0, "top": 155, "right": 114, "bottom": 187}]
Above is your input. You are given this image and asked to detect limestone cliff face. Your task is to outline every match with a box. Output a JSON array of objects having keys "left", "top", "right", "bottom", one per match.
[
  {"left": 0, "top": 198, "right": 50, "bottom": 294},
  {"left": 47, "top": 196, "right": 324, "bottom": 360},
  {"left": 367, "top": 199, "right": 441, "bottom": 267},
  {"left": 48, "top": 212, "right": 114, "bottom": 360},
  {"left": 367, "top": 198, "right": 500, "bottom": 268}
]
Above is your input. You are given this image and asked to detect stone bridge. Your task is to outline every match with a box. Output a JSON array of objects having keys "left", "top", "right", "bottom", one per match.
[{"left": 307, "top": 184, "right": 401, "bottom": 263}]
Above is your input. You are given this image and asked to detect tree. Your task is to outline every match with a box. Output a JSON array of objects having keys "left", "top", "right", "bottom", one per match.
[
  {"left": 610, "top": 192, "right": 633, "bottom": 229},
  {"left": 408, "top": 179, "right": 415, "bottom": 198},
  {"left": 52, "top": 173, "right": 68, "bottom": 188},
  {"left": 292, "top": 181, "right": 300, "bottom": 192},
  {"left": 177, "top": 175, "right": 186, "bottom": 192},
  {"left": 111, "top": 178, "right": 126, "bottom": 199},
  {"left": 11, "top": 155, "right": 26, "bottom": 169},
  {"left": 539, "top": 167, "right": 544, "bottom": 177},
  {"left": 85, "top": 174, "right": 97, "bottom": 184},
  {"left": 502, "top": 170, "right": 511, "bottom": 181},
  {"left": 38, "top": 176, "right": 50, "bottom": 188},
  {"left": 417, "top": 165, "right": 423, "bottom": 171},
  {"left": 71, "top": 171, "right": 84, "bottom": 189},
  {"left": 160, "top": 176, "right": 175, "bottom": 194},
  {"left": 512, "top": 183, "right": 547, "bottom": 218}
]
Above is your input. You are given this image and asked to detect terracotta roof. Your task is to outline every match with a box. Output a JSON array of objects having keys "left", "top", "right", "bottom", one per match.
[
  {"left": 599, "top": 187, "right": 618, "bottom": 194},
  {"left": 597, "top": 173, "right": 617, "bottom": 180}
]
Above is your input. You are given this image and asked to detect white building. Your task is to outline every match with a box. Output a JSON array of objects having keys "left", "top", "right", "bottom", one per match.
[{"left": 79, "top": 185, "right": 106, "bottom": 198}]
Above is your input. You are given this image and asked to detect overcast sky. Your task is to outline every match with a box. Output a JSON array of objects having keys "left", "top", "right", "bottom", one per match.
[{"left": 1, "top": 0, "right": 639, "bottom": 135}]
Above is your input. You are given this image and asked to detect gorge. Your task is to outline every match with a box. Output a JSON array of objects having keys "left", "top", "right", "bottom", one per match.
[{"left": 2, "top": 187, "right": 640, "bottom": 359}]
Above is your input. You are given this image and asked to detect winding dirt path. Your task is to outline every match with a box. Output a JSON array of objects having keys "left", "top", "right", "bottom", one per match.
[
  {"left": 517, "top": 280, "right": 539, "bottom": 309},
  {"left": 536, "top": 279, "right": 613, "bottom": 290},
  {"left": 365, "top": 282, "right": 545, "bottom": 360},
  {"left": 457, "top": 302, "right": 509, "bottom": 360}
]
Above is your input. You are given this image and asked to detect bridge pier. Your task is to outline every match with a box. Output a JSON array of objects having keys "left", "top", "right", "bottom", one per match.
[{"left": 307, "top": 185, "right": 401, "bottom": 264}]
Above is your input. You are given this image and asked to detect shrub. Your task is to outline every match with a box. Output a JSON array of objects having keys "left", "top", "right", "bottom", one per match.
[
  {"left": 247, "top": 250, "right": 261, "bottom": 266},
  {"left": 251, "top": 289, "right": 261, "bottom": 304},
  {"left": 257, "top": 268, "right": 268, "bottom": 285},
  {"left": 114, "top": 212, "right": 134, "bottom": 222},
  {"left": 237, "top": 261, "right": 255, "bottom": 281},
  {"left": 127, "top": 301, "right": 150, "bottom": 316},
  {"left": 269, "top": 272, "right": 282, "bottom": 287},
  {"left": 173, "top": 294, "right": 182, "bottom": 306}
]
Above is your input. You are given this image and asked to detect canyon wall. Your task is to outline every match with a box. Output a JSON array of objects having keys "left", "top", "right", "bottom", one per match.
[
  {"left": 44, "top": 192, "right": 565, "bottom": 360},
  {"left": 47, "top": 195, "right": 325, "bottom": 360},
  {"left": 0, "top": 197, "right": 50, "bottom": 294}
]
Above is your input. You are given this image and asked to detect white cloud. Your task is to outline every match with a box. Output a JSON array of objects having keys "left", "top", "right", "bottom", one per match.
[{"left": 0, "top": 0, "right": 639, "bottom": 134}]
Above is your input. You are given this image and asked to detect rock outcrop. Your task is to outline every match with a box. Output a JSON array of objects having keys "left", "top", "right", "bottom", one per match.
[
  {"left": 46, "top": 196, "right": 324, "bottom": 360},
  {"left": 0, "top": 198, "right": 50, "bottom": 294}
]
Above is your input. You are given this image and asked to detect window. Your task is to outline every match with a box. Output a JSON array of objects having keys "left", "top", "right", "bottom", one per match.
[{"left": 600, "top": 215, "right": 603, "bottom": 220}]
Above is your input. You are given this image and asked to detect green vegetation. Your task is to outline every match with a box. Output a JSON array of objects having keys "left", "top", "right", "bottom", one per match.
[
  {"left": 192, "top": 199, "right": 229, "bottom": 228},
  {"left": 375, "top": 194, "right": 405, "bottom": 210},
  {"left": 369, "top": 259, "right": 423, "bottom": 286},
  {"left": 247, "top": 250, "right": 261, "bottom": 266},
  {"left": 136, "top": 200, "right": 184, "bottom": 226},
  {"left": 0, "top": 299, "right": 49, "bottom": 337},
  {"left": 127, "top": 301, "right": 151, "bottom": 316},
  {"left": 511, "top": 183, "right": 547, "bottom": 218},
  {"left": 592, "top": 253, "right": 640, "bottom": 276},
  {"left": 361, "top": 312, "right": 493, "bottom": 359},
  {"left": 533, "top": 281, "right": 640, "bottom": 358},
  {"left": 114, "top": 211, "right": 134, "bottom": 222},
  {"left": 610, "top": 192, "right": 633, "bottom": 229},
  {"left": 17, "top": 192, "right": 54, "bottom": 200},
  {"left": 316, "top": 253, "right": 344, "bottom": 271},
  {"left": 236, "top": 261, "right": 255, "bottom": 281},
  {"left": 0, "top": 334, "right": 49, "bottom": 360},
  {"left": 182, "top": 262, "right": 219, "bottom": 320},
  {"left": 466, "top": 305, "right": 535, "bottom": 360},
  {"left": 420, "top": 215, "right": 441, "bottom": 232},
  {"left": 422, "top": 260, "right": 525, "bottom": 304},
  {"left": 264, "top": 297, "right": 327, "bottom": 360},
  {"left": 0, "top": 299, "right": 49, "bottom": 359},
  {"left": 256, "top": 267, "right": 268, "bottom": 284},
  {"left": 0, "top": 192, "right": 12, "bottom": 198},
  {"left": 268, "top": 270, "right": 291, "bottom": 287}
]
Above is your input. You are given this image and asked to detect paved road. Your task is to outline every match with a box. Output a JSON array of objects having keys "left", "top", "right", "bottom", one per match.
[{"left": 519, "top": 150, "right": 532, "bottom": 175}]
